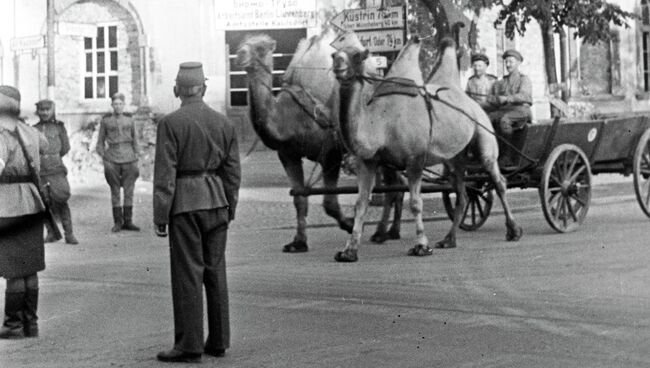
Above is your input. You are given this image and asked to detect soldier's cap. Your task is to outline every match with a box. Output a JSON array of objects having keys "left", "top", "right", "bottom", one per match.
[
  {"left": 502, "top": 49, "right": 523, "bottom": 62},
  {"left": 470, "top": 53, "right": 489, "bottom": 65},
  {"left": 176, "top": 62, "right": 207, "bottom": 87},
  {"left": 111, "top": 92, "right": 125, "bottom": 102},
  {"left": 35, "top": 99, "right": 55, "bottom": 109},
  {"left": 0, "top": 85, "right": 21, "bottom": 103},
  {"left": 0, "top": 85, "right": 21, "bottom": 115}
]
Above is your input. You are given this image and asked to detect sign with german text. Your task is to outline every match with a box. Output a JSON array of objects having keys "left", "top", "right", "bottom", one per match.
[
  {"left": 330, "top": 6, "right": 405, "bottom": 31},
  {"left": 10, "top": 35, "right": 44, "bottom": 51},
  {"left": 356, "top": 29, "right": 405, "bottom": 52},
  {"left": 215, "top": 0, "right": 317, "bottom": 30}
]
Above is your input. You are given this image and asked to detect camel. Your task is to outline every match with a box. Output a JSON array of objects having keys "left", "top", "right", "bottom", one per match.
[
  {"left": 236, "top": 29, "right": 403, "bottom": 253},
  {"left": 331, "top": 34, "right": 523, "bottom": 262}
]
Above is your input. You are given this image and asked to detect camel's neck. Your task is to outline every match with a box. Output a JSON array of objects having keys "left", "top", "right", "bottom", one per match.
[
  {"left": 338, "top": 79, "right": 366, "bottom": 151},
  {"left": 246, "top": 67, "right": 283, "bottom": 149}
]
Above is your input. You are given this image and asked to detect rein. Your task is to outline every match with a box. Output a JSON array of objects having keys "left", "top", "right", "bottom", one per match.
[{"left": 344, "top": 72, "right": 537, "bottom": 165}]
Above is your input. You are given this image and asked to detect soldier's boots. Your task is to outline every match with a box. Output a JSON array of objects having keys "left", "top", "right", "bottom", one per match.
[
  {"left": 121, "top": 206, "right": 140, "bottom": 231},
  {"left": 0, "top": 292, "right": 25, "bottom": 339},
  {"left": 111, "top": 207, "right": 123, "bottom": 232},
  {"left": 23, "top": 288, "right": 38, "bottom": 338},
  {"left": 61, "top": 205, "right": 79, "bottom": 244}
]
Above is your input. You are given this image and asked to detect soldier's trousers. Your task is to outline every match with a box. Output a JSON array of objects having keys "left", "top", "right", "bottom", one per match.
[
  {"left": 46, "top": 201, "right": 74, "bottom": 236},
  {"left": 102, "top": 160, "right": 139, "bottom": 207},
  {"left": 488, "top": 105, "right": 532, "bottom": 137},
  {"left": 169, "top": 208, "right": 230, "bottom": 354}
]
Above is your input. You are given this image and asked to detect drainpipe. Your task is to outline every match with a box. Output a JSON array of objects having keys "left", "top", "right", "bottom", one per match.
[{"left": 46, "top": 0, "right": 55, "bottom": 99}]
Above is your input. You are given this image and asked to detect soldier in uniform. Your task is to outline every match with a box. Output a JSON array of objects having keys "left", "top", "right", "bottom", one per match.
[
  {"left": 487, "top": 49, "right": 533, "bottom": 166},
  {"left": 154, "top": 62, "right": 241, "bottom": 363},
  {"left": 96, "top": 92, "right": 141, "bottom": 232},
  {"left": 34, "top": 100, "right": 78, "bottom": 244},
  {"left": 465, "top": 52, "right": 497, "bottom": 111},
  {"left": 0, "top": 86, "right": 48, "bottom": 339}
]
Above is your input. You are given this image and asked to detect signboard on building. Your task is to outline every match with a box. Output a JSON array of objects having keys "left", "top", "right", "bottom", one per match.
[
  {"left": 215, "top": 0, "right": 318, "bottom": 30},
  {"left": 10, "top": 35, "right": 45, "bottom": 51},
  {"left": 57, "top": 22, "right": 96, "bottom": 38},
  {"left": 330, "top": 6, "right": 407, "bottom": 53},
  {"left": 330, "top": 6, "right": 405, "bottom": 31}
]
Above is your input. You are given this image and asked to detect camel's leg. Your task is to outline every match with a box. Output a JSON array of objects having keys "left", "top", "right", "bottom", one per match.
[
  {"left": 435, "top": 161, "right": 466, "bottom": 249},
  {"left": 321, "top": 161, "right": 353, "bottom": 234},
  {"left": 335, "top": 160, "right": 377, "bottom": 262},
  {"left": 278, "top": 151, "right": 310, "bottom": 252},
  {"left": 475, "top": 130, "right": 523, "bottom": 241},
  {"left": 370, "top": 167, "right": 402, "bottom": 243},
  {"left": 483, "top": 158, "right": 523, "bottom": 241},
  {"left": 405, "top": 168, "right": 432, "bottom": 256}
]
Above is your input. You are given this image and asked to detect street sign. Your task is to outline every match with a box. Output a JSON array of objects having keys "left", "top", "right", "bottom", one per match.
[
  {"left": 10, "top": 35, "right": 45, "bottom": 51},
  {"left": 356, "top": 29, "right": 405, "bottom": 53},
  {"left": 215, "top": 0, "right": 317, "bottom": 30},
  {"left": 57, "top": 22, "right": 96, "bottom": 38},
  {"left": 368, "top": 56, "right": 388, "bottom": 69},
  {"left": 331, "top": 6, "right": 404, "bottom": 31}
]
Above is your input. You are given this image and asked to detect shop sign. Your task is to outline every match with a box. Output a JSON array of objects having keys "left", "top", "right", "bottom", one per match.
[{"left": 216, "top": 0, "right": 318, "bottom": 30}]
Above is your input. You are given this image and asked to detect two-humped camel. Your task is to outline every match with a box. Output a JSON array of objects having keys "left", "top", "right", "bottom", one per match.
[
  {"left": 236, "top": 28, "right": 404, "bottom": 253},
  {"left": 331, "top": 34, "right": 523, "bottom": 262}
]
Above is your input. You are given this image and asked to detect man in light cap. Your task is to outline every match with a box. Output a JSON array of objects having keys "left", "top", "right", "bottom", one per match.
[
  {"left": 465, "top": 52, "right": 497, "bottom": 111},
  {"left": 34, "top": 99, "right": 78, "bottom": 244},
  {"left": 487, "top": 48, "right": 533, "bottom": 167},
  {"left": 96, "top": 92, "right": 141, "bottom": 232},
  {"left": 154, "top": 62, "right": 241, "bottom": 363}
]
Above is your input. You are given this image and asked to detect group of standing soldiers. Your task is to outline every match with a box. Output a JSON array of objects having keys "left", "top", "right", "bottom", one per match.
[
  {"left": 0, "top": 62, "right": 242, "bottom": 364},
  {"left": 465, "top": 48, "right": 533, "bottom": 166}
]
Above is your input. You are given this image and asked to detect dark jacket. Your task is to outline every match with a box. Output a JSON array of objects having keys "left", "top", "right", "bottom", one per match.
[
  {"left": 34, "top": 118, "right": 70, "bottom": 176},
  {"left": 153, "top": 96, "right": 241, "bottom": 225}
]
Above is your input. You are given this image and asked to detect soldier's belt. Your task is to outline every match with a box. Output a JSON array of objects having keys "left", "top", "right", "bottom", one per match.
[
  {"left": 0, "top": 175, "right": 32, "bottom": 184},
  {"left": 176, "top": 169, "right": 218, "bottom": 179}
]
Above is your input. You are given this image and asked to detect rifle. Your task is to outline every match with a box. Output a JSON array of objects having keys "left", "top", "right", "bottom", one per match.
[{"left": 14, "top": 126, "right": 62, "bottom": 241}]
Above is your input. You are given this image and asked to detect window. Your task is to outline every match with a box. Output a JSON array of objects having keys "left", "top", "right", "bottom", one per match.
[
  {"left": 642, "top": 0, "right": 650, "bottom": 91},
  {"left": 225, "top": 29, "right": 307, "bottom": 107},
  {"left": 84, "top": 25, "right": 118, "bottom": 99}
]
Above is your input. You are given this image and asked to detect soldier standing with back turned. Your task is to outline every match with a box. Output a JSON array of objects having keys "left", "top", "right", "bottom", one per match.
[{"left": 153, "top": 62, "right": 241, "bottom": 363}]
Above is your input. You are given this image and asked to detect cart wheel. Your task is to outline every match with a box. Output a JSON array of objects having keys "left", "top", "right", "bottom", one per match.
[
  {"left": 442, "top": 185, "right": 494, "bottom": 231},
  {"left": 539, "top": 144, "right": 592, "bottom": 233},
  {"left": 633, "top": 128, "right": 650, "bottom": 217}
]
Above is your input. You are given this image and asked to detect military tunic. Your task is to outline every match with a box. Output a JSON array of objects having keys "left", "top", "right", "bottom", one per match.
[
  {"left": 96, "top": 113, "right": 140, "bottom": 207},
  {"left": 35, "top": 118, "right": 75, "bottom": 238},
  {"left": 465, "top": 73, "right": 497, "bottom": 111},
  {"left": 488, "top": 71, "right": 533, "bottom": 136},
  {"left": 153, "top": 95, "right": 241, "bottom": 354},
  {"left": 0, "top": 116, "right": 47, "bottom": 278}
]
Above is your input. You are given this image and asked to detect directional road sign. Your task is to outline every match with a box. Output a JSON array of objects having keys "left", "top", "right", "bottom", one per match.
[{"left": 330, "top": 6, "right": 405, "bottom": 31}]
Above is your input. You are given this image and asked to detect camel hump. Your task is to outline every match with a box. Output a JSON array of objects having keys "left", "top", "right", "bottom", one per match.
[{"left": 439, "top": 37, "right": 456, "bottom": 52}]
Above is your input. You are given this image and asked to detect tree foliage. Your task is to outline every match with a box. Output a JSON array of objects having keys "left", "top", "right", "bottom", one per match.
[{"left": 464, "top": 0, "right": 637, "bottom": 44}]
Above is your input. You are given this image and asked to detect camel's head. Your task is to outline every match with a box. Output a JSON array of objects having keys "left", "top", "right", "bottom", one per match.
[
  {"left": 236, "top": 34, "right": 276, "bottom": 72},
  {"left": 332, "top": 47, "right": 369, "bottom": 82}
]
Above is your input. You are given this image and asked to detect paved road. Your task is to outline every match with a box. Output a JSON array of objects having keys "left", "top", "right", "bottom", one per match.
[{"left": 1, "top": 150, "right": 649, "bottom": 367}]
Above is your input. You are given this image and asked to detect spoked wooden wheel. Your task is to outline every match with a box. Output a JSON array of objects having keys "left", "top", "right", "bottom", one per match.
[
  {"left": 442, "top": 184, "right": 494, "bottom": 231},
  {"left": 633, "top": 128, "right": 650, "bottom": 217},
  {"left": 539, "top": 144, "right": 592, "bottom": 233}
]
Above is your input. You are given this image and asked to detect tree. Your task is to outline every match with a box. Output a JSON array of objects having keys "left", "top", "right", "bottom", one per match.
[{"left": 461, "top": 0, "right": 636, "bottom": 113}]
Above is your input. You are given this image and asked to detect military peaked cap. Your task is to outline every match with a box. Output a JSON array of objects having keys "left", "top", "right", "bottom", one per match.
[
  {"left": 470, "top": 53, "right": 489, "bottom": 65},
  {"left": 502, "top": 49, "right": 523, "bottom": 62},
  {"left": 176, "top": 62, "right": 207, "bottom": 87}
]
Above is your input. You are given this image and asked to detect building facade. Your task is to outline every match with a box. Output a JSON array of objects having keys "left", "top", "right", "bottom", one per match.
[{"left": 0, "top": 0, "right": 647, "bottom": 143}]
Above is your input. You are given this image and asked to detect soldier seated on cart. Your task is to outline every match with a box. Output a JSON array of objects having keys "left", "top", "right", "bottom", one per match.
[
  {"left": 465, "top": 52, "right": 497, "bottom": 112},
  {"left": 487, "top": 49, "right": 533, "bottom": 167}
]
